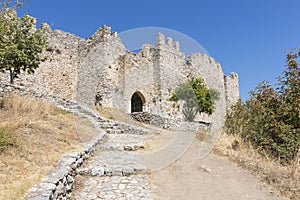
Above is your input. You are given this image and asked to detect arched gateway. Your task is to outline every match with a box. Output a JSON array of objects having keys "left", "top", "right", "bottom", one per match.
[{"left": 131, "top": 92, "right": 145, "bottom": 113}]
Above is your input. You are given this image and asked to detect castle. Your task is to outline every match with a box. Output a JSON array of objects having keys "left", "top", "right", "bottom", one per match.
[{"left": 0, "top": 24, "right": 239, "bottom": 128}]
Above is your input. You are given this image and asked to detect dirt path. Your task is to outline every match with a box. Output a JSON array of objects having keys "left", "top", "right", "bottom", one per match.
[
  {"left": 92, "top": 108, "right": 285, "bottom": 199},
  {"left": 149, "top": 140, "right": 284, "bottom": 200}
]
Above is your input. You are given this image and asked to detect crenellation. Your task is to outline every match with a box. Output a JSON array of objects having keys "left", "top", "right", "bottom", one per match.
[
  {"left": 156, "top": 32, "right": 165, "bottom": 45},
  {"left": 166, "top": 37, "right": 173, "bottom": 46},
  {"left": 139, "top": 44, "right": 152, "bottom": 58},
  {"left": 173, "top": 41, "right": 180, "bottom": 51},
  {"left": 41, "top": 22, "right": 51, "bottom": 31},
  {"left": 24, "top": 15, "right": 37, "bottom": 33},
  {"left": 155, "top": 34, "right": 182, "bottom": 55}
]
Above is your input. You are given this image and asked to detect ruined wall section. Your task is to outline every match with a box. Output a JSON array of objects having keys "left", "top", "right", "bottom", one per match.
[
  {"left": 34, "top": 26, "right": 83, "bottom": 100},
  {"left": 76, "top": 26, "right": 126, "bottom": 106},
  {"left": 0, "top": 23, "right": 83, "bottom": 100},
  {"left": 224, "top": 72, "right": 240, "bottom": 110}
]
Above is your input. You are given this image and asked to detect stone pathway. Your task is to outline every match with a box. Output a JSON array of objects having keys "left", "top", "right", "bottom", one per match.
[
  {"left": 65, "top": 102, "right": 202, "bottom": 200},
  {"left": 69, "top": 120, "right": 202, "bottom": 200},
  {"left": 70, "top": 127, "right": 154, "bottom": 200},
  {"left": 72, "top": 175, "right": 152, "bottom": 200}
]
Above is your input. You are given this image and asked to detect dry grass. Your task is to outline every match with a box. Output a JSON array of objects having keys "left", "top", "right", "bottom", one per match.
[
  {"left": 0, "top": 95, "right": 82, "bottom": 200},
  {"left": 214, "top": 133, "right": 300, "bottom": 200},
  {"left": 195, "top": 130, "right": 207, "bottom": 142},
  {"left": 94, "top": 106, "right": 115, "bottom": 120},
  {"left": 94, "top": 106, "right": 144, "bottom": 127}
]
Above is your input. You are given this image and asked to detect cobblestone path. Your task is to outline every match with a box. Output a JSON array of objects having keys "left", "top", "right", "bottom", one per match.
[{"left": 70, "top": 130, "right": 153, "bottom": 200}]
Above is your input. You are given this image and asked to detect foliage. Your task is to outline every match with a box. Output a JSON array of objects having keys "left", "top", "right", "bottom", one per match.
[
  {"left": 0, "top": 0, "right": 47, "bottom": 84},
  {"left": 225, "top": 48, "right": 300, "bottom": 163},
  {"left": 170, "top": 77, "right": 220, "bottom": 121}
]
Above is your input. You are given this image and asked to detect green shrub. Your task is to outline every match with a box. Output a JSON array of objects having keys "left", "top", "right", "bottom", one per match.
[
  {"left": 225, "top": 48, "right": 300, "bottom": 163},
  {"left": 170, "top": 77, "right": 220, "bottom": 121}
]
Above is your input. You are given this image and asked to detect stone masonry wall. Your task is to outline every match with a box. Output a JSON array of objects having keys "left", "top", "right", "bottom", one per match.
[
  {"left": 155, "top": 35, "right": 187, "bottom": 118},
  {"left": 121, "top": 52, "right": 156, "bottom": 113},
  {"left": 186, "top": 53, "right": 227, "bottom": 129},
  {"left": 0, "top": 23, "right": 83, "bottom": 100},
  {"left": 224, "top": 72, "right": 240, "bottom": 110},
  {"left": 76, "top": 25, "right": 126, "bottom": 106}
]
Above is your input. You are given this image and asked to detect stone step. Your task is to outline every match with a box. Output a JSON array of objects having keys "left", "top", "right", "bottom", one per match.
[
  {"left": 100, "top": 134, "right": 146, "bottom": 151},
  {"left": 78, "top": 151, "right": 147, "bottom": 177},
  {"left": 76, "top": 164, "right": 147, "bottom": 177}
]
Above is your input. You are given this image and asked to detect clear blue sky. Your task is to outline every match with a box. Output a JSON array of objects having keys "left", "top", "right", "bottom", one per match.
[{"left": 18, "top": 0, "right": 300, "bottom": 100}]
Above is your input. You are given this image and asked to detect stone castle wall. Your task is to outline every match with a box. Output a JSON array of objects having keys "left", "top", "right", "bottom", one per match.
[
  {"left": 224, "top": 72, "right": 240, "bottom": 110},
  {"left": 0, "top": 24, "right": 240, "bottom": 127},
  {"left": 185, "top": 53, "right": 227, "bottom": 128},
  {"left": 75, "top": 26, "right": 126, "bottom": 106}
]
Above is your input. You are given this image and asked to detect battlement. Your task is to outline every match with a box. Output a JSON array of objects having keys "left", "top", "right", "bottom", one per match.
[
  {"left": 156, "top": 33, "right": 180, "bottom": 51},
  {"left": 41, "top": 22, "right": 51, "bottom": 31}
]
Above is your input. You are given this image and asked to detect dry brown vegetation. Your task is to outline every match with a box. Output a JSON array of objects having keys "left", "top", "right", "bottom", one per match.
[
  {"left": 0, "top": 96, "right": 82, "bottom": 200},
  {"left": 94, "top": 106, "right": 144, "bottom": 127},
  {"left": 214, "top": 133, "right": 300, "bottom": 200}
]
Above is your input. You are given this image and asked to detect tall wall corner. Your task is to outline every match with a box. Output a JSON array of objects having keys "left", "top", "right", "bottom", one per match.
[{"left": 224, "top": 72, "right": 240, "bottom": 111}]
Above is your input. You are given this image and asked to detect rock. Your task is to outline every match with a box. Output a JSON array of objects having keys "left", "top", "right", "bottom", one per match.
[
  {"left": 200, "top": 165, "right": 212, "bottom": 173},
  {"left": 118, "top": 184, "right": 126, "bottom": 190},
  {"left": 91, "top": 167, "right": 104, "bottom": 176},
  {"left": 28, "top": 196, "right": 49, "bottom": 200},
  {"left": 66, "top": 175, "right": 74, "bottom": 184},
  {"left": 38, "top": 182, "right": 56, "bottom": 192},
  {"left": 77, "top": 168, "right": 90, "bottom": 175}
]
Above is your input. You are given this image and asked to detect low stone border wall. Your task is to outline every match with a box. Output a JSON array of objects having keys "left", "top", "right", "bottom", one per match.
[
  {"left": 131, "top": 112, "right": 179, "bottom": 130},
  {"left": 131, "top": 112, "right": 210, "bottom": 131},
  {"left": 177, "top": 121, "right": 210, "bottom": 132},
  {"left": 100, "top": 120, "right": 151, "bottom": 135},
  {"left": 0, "top": 84, "right": 27, "bottom": 97},
  {"left": 23, "top": 132, "right": 105, "bottom": 200}
]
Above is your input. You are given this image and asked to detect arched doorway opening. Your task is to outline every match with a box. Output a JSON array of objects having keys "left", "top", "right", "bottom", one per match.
[{"left": 131, "top": 92, "right": 145, "bottom": 113}]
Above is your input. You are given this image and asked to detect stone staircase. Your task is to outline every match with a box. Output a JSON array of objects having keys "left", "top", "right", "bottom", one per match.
[{"left": 13, "top": 93, "right": 154, "bottom": 199}]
